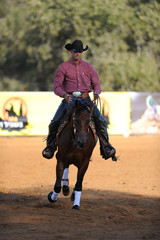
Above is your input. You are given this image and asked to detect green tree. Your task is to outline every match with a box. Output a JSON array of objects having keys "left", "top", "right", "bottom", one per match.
[{"left": 0, "top": 0, "right": 160, "bottom": 91}]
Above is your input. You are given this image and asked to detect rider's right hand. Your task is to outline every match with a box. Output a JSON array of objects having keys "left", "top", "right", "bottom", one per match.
[{"left": 64, "top": 93, "right": 72, "bottom": 103}]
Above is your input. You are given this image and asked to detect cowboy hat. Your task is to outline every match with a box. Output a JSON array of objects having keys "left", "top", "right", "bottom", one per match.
[{"left": 65, "top": 40, "right": 88, "bottom": 51}]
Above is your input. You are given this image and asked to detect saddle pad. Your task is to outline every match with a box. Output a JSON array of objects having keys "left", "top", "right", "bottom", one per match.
[
  {"left": 56, "top": 119, "right": 68, "bottom": 138},
  {"left": 89, "top": 120, "right": 97, "bottom": 140},
  {"left": 56, "top": 119, "right": 96, "bottom": 140}
]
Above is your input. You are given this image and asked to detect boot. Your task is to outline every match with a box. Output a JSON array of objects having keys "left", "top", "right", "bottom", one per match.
[
  {"left": 42, "top": 131, "right": 57, "bottom": 159},
  {"left": 99, "top": 138, "right": 116, "bottom": 160},
  {"left": 94, "top": 113, "right": 116, "bottom": 160},
  {"left": 42, "top": 113, "right": 72, "bottom": 159},
  {"left": 42, "top": 99, "right": 68, "bottom": 159}
]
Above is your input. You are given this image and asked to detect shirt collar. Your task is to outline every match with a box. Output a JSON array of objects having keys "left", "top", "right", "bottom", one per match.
[{"left": 69, "top": 58, "right": 82, "bottom": 65}]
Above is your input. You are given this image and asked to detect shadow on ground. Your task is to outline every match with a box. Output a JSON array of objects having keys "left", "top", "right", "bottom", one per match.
[{"left": 0, "top": 188, "right": 160, "bottom": 240}]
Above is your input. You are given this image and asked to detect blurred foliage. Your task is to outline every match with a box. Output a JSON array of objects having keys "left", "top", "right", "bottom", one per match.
[{"left": 0, "top": 0, "right": 160, "bottom": 91}]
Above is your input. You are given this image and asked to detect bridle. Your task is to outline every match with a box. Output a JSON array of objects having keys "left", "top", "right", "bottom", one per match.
[{"left": 72, "top": 104, "right": 92, "bottom": 137}]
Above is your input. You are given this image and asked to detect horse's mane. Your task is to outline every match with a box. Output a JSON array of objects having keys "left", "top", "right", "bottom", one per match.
[{"left": 75, "top": 102, "right": 91, "bottom": 115}]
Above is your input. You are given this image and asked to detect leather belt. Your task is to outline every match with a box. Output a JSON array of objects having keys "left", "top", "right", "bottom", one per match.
[{"left": 68, "top": 92, "right": 89, "bottom": 99}]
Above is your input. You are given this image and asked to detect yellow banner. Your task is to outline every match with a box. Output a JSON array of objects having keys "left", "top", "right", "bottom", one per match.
[
  {"left": 0, "top": 92, "right": 61, "bottom": 136},
  {"left": 0, "top": 92, "right": 130, "bottom": 136}
]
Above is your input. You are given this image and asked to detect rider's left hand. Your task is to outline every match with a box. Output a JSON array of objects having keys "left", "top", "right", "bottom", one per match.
[{"left": 94, "top": 93, "right": 99, "bottom": 101}]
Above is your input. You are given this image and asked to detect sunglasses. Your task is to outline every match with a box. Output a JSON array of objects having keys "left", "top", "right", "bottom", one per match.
[{"left": 72, "top": 49, "right": 83, "bottom": 53}]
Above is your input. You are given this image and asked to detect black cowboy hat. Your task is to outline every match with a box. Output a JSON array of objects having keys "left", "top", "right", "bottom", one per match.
[{"left": 65, "top": 40, "right": 88, "bottom": 51}]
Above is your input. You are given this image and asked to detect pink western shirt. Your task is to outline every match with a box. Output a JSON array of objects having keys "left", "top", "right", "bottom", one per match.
[{"left": 53, "top": 58, "right": 101, "bottom": 97}]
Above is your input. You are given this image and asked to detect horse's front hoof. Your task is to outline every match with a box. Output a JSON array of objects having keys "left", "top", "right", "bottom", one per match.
[
  {"left": 62, "top": 185, "right": 70, "bottom": 196},
  {"left": 48, "top": 192, "right": 57, "bottom": 203},
  {"left": 72, "top": 205, "right": 80, "bottom": 210}
]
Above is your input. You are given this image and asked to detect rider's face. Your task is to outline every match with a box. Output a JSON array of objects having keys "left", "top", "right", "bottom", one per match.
[{"left": 70, "top": 50, "right": 83, "bottom": 62}]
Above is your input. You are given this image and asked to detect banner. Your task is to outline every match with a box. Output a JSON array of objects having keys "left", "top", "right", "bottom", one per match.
[
  {"left": 130, "top": 92, "right": 160, "bottom": 134},
  {"left": 0, "top": 91, "right": 130, "bottom": 136},
  {"left": 0, "top": 92, "right": 61, "bottom": 136}
]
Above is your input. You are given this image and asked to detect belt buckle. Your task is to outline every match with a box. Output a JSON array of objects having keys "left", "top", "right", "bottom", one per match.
[{"left": 72, "top": 91, "right": 81, "bottom": 97}]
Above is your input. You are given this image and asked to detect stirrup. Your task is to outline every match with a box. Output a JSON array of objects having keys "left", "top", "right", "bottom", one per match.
[{"left": 42, "top": 147, "right": 55, "bottom": 159}]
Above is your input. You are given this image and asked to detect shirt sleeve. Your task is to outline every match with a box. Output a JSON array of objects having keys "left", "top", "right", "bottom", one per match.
[
  {"left": 89, "top": 65, "right": 101, "bottom": 94},
  {"left": 53, "top": 65, "right": 66, "bottom": 97}
]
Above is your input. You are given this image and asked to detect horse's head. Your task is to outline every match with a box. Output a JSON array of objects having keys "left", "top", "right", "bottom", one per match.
[{"left": 73, "top": 101, "right": 93, "bottom": 149}]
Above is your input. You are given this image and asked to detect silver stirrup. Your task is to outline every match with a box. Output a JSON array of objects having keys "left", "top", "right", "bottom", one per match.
[{"left": 72, "top": 91, "right": 81, "bottom": 97}]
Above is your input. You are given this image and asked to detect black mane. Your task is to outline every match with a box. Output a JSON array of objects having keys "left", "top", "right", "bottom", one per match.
[{"left": 75, "top": 102, "right": 90, "bottom": 115}]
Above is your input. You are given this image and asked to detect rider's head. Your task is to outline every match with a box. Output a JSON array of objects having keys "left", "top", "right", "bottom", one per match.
[{"left": 65, "top": 40, "right": 88, "bottom": 63}]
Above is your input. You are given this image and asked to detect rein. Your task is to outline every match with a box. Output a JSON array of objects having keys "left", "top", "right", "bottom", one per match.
[{"left": 93, "top": 95, "right": 101, "bottom": 114}]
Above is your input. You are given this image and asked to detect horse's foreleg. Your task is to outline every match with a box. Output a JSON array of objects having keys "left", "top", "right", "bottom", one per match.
[
  {"left": 62, "top": 168, "right": 69, "bottom": 187},
  {"left": 62, "top": 168, "right": 70, "bottom": 196},
  {"left": 72, "top": 159, "right": 90, "bottom": 210},
  {"left": 49, "top": 160, "right": 64, "bottom": 202},
  {"left": 54, "top": 160, "right": 64, "bottom": 193}
]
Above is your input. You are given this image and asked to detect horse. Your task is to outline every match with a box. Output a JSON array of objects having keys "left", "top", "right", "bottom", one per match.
[{"left": 47, "top": 100, "right": 97, "bottom": 210}]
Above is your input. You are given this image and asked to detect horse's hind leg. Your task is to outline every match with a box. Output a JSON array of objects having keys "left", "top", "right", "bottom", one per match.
[
  {"left": 48, "top": 160, "right": 64, "bottom": 203},
  {"left": 62, "top": 168, "right": 70, "bottom": 196}
]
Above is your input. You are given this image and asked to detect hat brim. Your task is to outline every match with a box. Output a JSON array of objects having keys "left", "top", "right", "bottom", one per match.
[{"left": 65, "top": 43, "right": 88, "bottom": 51}]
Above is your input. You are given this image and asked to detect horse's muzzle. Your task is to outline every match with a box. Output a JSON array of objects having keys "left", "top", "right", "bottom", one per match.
[{"left": 76, "top": 134, "right": 86, "bottom": 149}]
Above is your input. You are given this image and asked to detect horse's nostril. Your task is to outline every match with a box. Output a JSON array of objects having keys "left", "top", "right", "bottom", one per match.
[
  {"left": 79, "top": 143, "right": 84, "bottom": 148},
  {"left": 77, "top": 139, "right": 85, "bottom": 148},
  {"left": 77, "top": 134, "right": 86, "bottom": 148},
  {"left": 77, "top": 141, "right": 83, "bottom": 148}
]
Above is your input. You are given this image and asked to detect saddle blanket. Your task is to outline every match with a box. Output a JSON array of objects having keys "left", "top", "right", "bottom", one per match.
[{"left": 56, "top": 119, "right": 96, "bottom": 140}]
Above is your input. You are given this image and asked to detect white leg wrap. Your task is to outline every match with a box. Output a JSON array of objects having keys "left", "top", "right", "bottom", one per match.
[
  {"left": 51, "top": 191, "right": 59, "bottom": 201},
  {"left": 73, "top": 191, "right": 81, "bottom": 207},
  {"left": 62, "top": 168, "right": 69, "bottom": 186}
]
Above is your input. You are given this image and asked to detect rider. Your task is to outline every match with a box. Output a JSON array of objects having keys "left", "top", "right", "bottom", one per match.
[{"left": 42, "top": 40, "right": 116, "bottom": 160}]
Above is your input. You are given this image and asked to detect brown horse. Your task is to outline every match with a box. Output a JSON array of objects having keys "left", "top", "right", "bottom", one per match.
[{"left": 48, "top": 100, "right": 97, "bottom": 210}]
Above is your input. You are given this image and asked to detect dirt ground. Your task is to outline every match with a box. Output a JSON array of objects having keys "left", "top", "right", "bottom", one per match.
[{"left": 0, "top": 135, "right": 160, "bottom": 240}]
